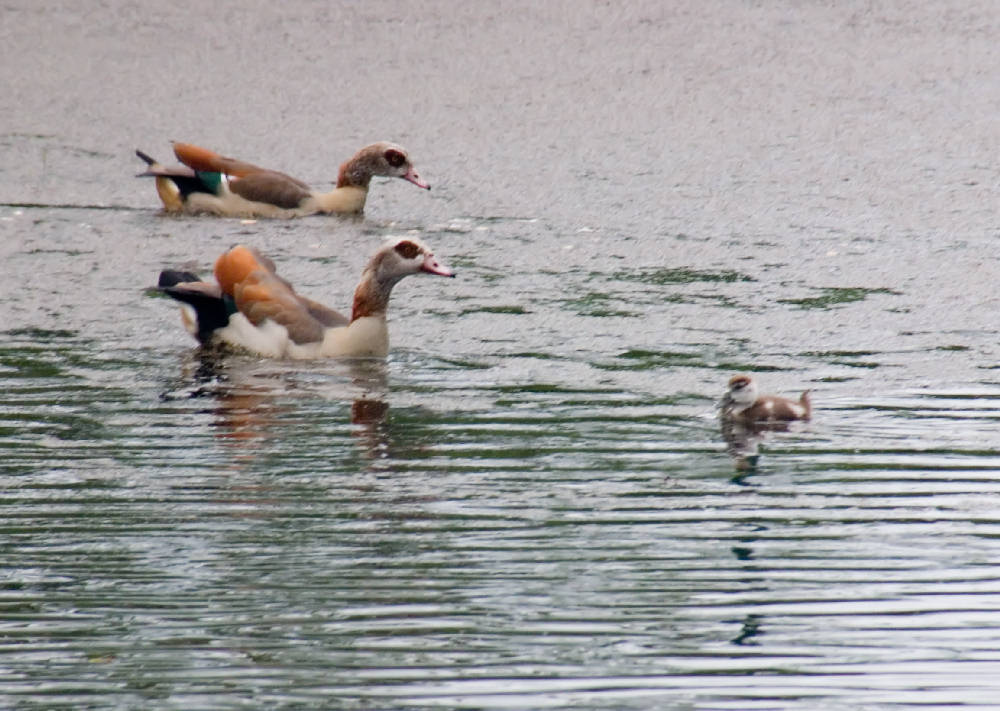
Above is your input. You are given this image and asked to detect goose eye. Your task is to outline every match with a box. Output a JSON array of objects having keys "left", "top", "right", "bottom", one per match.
[
  {"left": 384, "top": 149, "right": 406, "bottom": 168},
  {"left": 394, "top": 240, "right": 421, "bottom": 259}
]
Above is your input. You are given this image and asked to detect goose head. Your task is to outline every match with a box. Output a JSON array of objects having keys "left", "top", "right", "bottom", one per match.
[
  {"left": 721, "top": 374, "right": 759, "bottom": 412},
  {"left": 351, "top": 238, "right": 453, "bottom": 321},
  {"left": 338, "top": 142, "right": 430, "bottom": 190}
]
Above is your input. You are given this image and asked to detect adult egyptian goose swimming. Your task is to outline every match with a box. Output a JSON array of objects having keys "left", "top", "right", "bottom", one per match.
[
  {"left": 158, "top": 238, "right": 454, "bottom": 358},
  {"left": 136, "top": 141, "right": 430, "bottom": 217},
  {"left": 719, "top": 374, "right": 811, "bottom": 422}
]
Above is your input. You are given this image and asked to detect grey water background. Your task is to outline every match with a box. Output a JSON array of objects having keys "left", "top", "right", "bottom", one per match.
[{"left": 4, "top": 1, "right": 1000, "bottom": 708}]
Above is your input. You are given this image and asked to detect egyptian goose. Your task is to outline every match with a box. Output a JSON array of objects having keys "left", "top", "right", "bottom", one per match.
[
  {"left": 136, "top": 141, "right": 429, "bottom": 217},
  {"left": 158, "top": 238, "right": 454, "bottom": 358},
  {"left": 719, "top": 374, "right": 811, "bottom": 422}
]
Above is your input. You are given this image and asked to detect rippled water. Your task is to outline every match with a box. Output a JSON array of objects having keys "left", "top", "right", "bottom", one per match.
[{"left": 5, "top": 1, "right": 1000, "bottom": 709}]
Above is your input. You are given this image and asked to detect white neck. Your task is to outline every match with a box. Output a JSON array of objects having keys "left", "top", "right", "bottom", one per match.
[
  {"left": 725, "top": 383, "right": 759, "bottom": 413},
  {"left": 309, "top": 186, "right": 369, "bottom": 214},
  {"left": 314, "top": 315, "right": 389, "bottom": 358}
]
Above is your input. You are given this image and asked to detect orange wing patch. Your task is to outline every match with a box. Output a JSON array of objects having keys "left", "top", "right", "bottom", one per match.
[
  {"left": 234, "top": 272, "right": 284, "bottom": 325},
  {"left": 214, "top": 245, "right": 325, "bottom": 344},
  {"left": 214, "top": 245, "right": 269, "bottom": 297},
  {"left": 173, "top": 142, "right": 265, "bottom": 178},
  {"left": 232, "top": 269, "right": 324, "bottom": 344},
  {"left": 173, "top": 143, "right": 227, "bottom": 173}
]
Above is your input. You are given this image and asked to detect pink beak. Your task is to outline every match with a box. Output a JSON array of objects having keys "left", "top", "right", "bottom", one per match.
[
  {"left": 402, "top": 165, "right": 430, "bottom": 190},
  {"left": 421, "top": 252, "right": 454, "bottom": 277}
]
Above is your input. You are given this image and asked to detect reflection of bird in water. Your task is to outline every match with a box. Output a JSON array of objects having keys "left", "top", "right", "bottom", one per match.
[
  {"left": 343, "top": 359, "right": 393, "bottom": 463},
  {"left": 351, "top": 398, "right": 391, "bottom": 461},
  {"left": 720, "top": 416, "right": 764, "bottom": 473},
  {"left": 718, "top": 374, "right": 811, "bottom": 472},
  {"left": 160, "top": 351, "right": 392, "bottom": 470},
  {"left": 731, "top": 613, "right": 764, "bottom": 646}
]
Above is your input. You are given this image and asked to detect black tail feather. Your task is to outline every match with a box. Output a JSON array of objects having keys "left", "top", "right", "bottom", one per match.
[
  {"left": 158, "top": 271, "right": 232, "bottom": 345},
  {"left": 136, "top": 149, "right": 158, "bottom": 167},
  {"left": 158, "top": 269, "right": 201, "bottom": 288},
  {"left": 135, "top": 150, "right": 208, "bottom": 199}
]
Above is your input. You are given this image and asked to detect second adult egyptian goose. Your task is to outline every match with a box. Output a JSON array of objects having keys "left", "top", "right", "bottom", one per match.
[
  {"left": 719, "top": 374, "right": 811, "bottom": 422},
  {"left": 158, "top": 238, "right": 454, "bottom": 358},
  {"left": 136, "top": 141, "right": 430, "bottom": 217}
]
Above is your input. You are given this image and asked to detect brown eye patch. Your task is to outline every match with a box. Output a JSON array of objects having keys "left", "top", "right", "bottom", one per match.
[
  {"left": 384, "top": 149, "right": 407, "bottom": 168},
  {"left": 394, "top": 240, "right": 421, "bottom": 259}
]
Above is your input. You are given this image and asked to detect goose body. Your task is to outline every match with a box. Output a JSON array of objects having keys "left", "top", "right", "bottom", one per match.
[
  {"left": 719, "top": 375, "right": 811, "bottom": 422},
  {"left": 136, "top": 141, "right": 429, "bottom": 217},
  {"left": 158, "top": 238, "right": 453, "bottom": 358}
]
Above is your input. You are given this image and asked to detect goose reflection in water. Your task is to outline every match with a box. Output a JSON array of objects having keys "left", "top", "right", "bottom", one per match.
[{"left": 161, "top": 350, "right": 392, "bottom": 470}]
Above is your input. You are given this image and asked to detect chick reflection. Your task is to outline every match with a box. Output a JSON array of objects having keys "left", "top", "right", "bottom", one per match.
[
  {"left": 169, "top": 350, "right": 391, "bottom": 471},
  {"left": 720, "top": 409, "right": 812, "bottom": 477},
  {"left": 720, "top": 417, "right": 765, "bottom": 474},
  {"left": 729, "top": 524, "right": 767, "bottom": 646}
]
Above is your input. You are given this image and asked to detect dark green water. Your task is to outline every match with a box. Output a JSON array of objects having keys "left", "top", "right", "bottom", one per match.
[{"left": 5, "top": 1, "right": 1000, "bottom": 708}]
